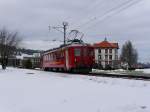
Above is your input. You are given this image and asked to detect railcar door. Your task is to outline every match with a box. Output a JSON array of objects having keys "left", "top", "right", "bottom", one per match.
[{"left": 65, "top": 49, "right": 69, "bottom": 70}]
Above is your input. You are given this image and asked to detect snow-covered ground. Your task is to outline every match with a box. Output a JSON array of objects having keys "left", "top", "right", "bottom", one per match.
[
  {"left": 136, "top": 68, "right": 150, "bottom": 74},
  {"left": 93, "top": 68, "right": 150, "bottom": 75},
  {"left": 0, "top": 67, "right": 150, "bottom": 112}
]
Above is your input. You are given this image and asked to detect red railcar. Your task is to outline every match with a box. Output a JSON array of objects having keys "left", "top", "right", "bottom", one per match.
[{"left": 41, "top": 41, "right": 94, "bottom": 73}]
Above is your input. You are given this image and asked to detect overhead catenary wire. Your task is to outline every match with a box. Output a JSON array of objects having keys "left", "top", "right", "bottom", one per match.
[
  {"left": 69, "top": 0, "right": 108, "bottom": 29},
  {"left": 81, "top": 0, "right": 143, "bottom": 32},
  {"left": 76, "top": 0, "right": 138, "bottom": 29},
  {"left": 47, "top": 0, "right": 143, "bottom": 43},
  {"left": 73, "top": 0, "right": 142, "bottom": 31},
  {"left": 72, "top": 0, "right": 133, "bottom": 29}
]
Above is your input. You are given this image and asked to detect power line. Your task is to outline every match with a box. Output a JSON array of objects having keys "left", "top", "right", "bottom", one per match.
[
  {"left": 74, "top": 0, "right": 142, "bottom": 30},
  {"left": 76, "top": 0, "right": 135, "bottom": 29},
  {"left": 81, "top": 0, "right": 142, "bottom": 31},
  {"left": 70, "top": 0, "right": 108, "bottom": 29}
]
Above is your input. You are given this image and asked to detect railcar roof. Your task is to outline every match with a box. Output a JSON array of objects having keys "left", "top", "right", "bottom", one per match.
[{"left": 43, "top": 43, "right": 92, "bottom": 55}]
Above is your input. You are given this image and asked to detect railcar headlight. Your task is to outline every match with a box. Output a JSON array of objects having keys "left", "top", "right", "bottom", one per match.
[{"left": 75, "top": 58, "right": 77, "bottom": 62}]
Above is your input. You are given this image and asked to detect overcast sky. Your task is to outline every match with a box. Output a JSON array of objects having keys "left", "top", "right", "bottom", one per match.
[{"left": 0, "top": 0, "right": 150, "bottom": 62}]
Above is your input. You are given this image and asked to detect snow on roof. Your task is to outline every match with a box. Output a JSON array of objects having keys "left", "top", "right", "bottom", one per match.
[{"left": 16, "top": 53, "right": 34, "bottom": 59}]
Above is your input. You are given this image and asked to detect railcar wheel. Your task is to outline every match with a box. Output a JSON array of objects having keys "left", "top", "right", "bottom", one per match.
[
  {"left": 49, "top": 68, "right": 52, "bottom": 71},
  {"left": 58, "top": 68, "right": 63, "bottom": 72},
  {"left": 44, "top": 67, "right": 49, "bottom": 71}
]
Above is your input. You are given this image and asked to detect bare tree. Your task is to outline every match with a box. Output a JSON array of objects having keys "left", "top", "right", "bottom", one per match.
[
  {"left": 0, "top": 28, "right": 21, "bottom": 69},
  {"left": 120, "top": 40, "right": 138, "bottom": 69}
]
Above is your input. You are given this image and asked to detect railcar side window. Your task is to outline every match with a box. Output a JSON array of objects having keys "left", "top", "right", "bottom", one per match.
[
  {"left": 84, "top": 49, "right": 87, "bottom": 56},
  {"left": 44, "top": 56, "right": 46, "bottom": 61},
  {"left": 60, "top": 51, "right": 64, "bottom": 58},
  {"left": 74, "top": 48, "right": 81, "bottom": 56}
]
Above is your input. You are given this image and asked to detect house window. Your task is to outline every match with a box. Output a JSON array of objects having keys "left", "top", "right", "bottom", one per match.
[
  {"left": 105, "top": 55, "right": 108, "bottom": 60},
  {"left": 109, "top": 55, "right": 112, "bottom": 60},
  {"left": 98, "top": 55, "right": 101, "bottom": 60},
  {"left": 109, "top": 61, "right": 112, "bottom": 65},
  {"left": 105, "top": 61, "right": 108, "bottom": 65},
  {"left": 105, "top": 49, "right": 108, "bottom": 53},
  {"left": 98, "top": 61, "right": 101, "bottom": 64},
  {"left": 98, "top": 49, "right": 101, "bottom": 53},
  {"left": 109, "top": 49, "right": 112, "bottom": 53}
]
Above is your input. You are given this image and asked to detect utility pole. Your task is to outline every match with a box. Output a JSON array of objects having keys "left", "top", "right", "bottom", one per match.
[
  {"left": 63, "top": 22, "right": 68, "bottom": 45},
  {"left": 49, "top": 22, "right": 68, "bottom": 45}
]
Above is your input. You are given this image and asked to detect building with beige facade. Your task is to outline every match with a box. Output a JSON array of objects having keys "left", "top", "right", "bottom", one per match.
[{"left": 93, "top": 38, "right": 119, "bottom": 69}]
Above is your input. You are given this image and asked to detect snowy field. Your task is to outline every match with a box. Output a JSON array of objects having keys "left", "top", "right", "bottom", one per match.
[
  {"left": 0, "top": 67, "right": 150, "bottom": 112},
  {"left": 136, "top": 68, "right": 150, "bottom": 74},
  {"left": 93, "top": 68, "right": 150, "bottom": 75}
]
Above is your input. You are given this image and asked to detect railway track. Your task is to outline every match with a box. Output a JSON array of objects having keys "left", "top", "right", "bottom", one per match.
[
  {"left": 86, "top": 72, "right": 150, "bottom": 81},
  {"left": 37, "top": 68, "right": 150, "bottom": 81}
]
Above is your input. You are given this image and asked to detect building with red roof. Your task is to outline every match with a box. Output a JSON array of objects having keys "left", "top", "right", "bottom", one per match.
[{"left": 93, "top": 38, "right": 120, "bottom": 69}]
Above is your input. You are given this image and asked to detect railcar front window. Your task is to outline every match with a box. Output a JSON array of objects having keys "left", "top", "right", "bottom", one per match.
[
  {"left": 90, "top": 50, "right": 94, "bottom": 56},
  {"left": 74, "top": 48, "right": 81, "bottom": 56}
]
